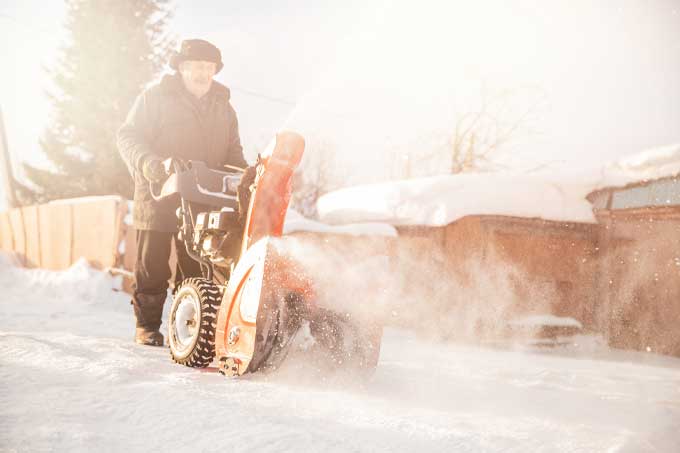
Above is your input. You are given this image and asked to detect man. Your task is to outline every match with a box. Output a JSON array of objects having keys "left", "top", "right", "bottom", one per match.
[{"left": 118, "top": 39, "right": 248, "bottom": 346}]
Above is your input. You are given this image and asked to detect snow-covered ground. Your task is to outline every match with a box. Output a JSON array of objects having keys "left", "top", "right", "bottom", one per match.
[{"left": 2, "top": 255, "right": 680, "bottom": 452}]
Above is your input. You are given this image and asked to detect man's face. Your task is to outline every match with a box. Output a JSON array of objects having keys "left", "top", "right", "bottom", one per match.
[{"left": 179, "top": 60, "right": 217, "bottom": 98}]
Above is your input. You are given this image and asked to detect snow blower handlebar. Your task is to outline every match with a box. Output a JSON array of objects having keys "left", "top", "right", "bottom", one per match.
[
  {"left": 148, "top": 158, "right": 245, "bottom": 281},
  {"left": 149, "top": 158, "right": 240, "bottom": 208}
]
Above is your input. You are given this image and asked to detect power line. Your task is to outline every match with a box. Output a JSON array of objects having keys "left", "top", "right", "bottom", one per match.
[{"left": 230, "top": 85, "right": 297, "bottom": 106}]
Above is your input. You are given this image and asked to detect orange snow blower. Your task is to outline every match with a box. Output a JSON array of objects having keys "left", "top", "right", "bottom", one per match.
[{"left": 151, "top": 131, "right": 382, "bottom": 377}]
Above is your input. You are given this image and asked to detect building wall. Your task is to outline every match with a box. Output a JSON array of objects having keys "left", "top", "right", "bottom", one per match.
[
  {"left": 483, "top": 217, "right": 600, "bottom": 328},
  {"left": 395, "top": 216, "right": 600, "bottom": 341},
  {"left": 396, "top": 211, "right": 680, "bottom": 357},
  {"left": 595, "top": 208, "right": 680, "bottom": 356}
]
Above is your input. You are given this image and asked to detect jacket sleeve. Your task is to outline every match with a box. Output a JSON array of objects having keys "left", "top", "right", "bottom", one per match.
[
  {"left": 224, "top": 104, "right": 248, "bottom": 169},
  {"left": 117, "top": 89, "right": 156, "bottom": 177}
]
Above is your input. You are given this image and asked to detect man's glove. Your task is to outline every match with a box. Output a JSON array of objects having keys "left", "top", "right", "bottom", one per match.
[
  {"left": 237, "top": 165, "right": 258, "bottom": 225},
  {"left": 141, "top": 154, "right": 166, "bottom": 183}
]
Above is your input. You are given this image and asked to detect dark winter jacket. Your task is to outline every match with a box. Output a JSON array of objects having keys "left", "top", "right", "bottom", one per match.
[{"left": 117, "top": 74, "right": 247, "bottom": 232}]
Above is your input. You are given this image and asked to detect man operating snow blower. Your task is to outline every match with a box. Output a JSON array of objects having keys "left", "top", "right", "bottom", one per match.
[{"left": 117, "top": 39, "right": 249, "bottom": 346}]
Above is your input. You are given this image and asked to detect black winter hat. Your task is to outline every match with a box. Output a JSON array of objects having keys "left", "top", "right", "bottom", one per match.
[{"left": 169, "top": 39, "right": 224, "bottom": 73}]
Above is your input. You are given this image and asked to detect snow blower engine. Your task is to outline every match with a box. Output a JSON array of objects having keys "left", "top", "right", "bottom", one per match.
[{"left": 150, "top": 131, "right": 382, "bottom": 377}]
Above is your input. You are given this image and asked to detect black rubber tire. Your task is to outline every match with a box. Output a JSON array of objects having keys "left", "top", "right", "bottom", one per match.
[{"left": 168, "top": 278, "right": 221, "bottom": 368}]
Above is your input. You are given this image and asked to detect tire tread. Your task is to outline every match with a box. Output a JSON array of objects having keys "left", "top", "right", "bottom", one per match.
[{"left": 169, "top": 278, "right": 221, "bottom": 368}]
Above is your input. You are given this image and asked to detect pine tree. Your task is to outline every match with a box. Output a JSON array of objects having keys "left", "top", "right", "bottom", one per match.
[{"left": 22, "top": 0, "right": 174, "bottom": 202}]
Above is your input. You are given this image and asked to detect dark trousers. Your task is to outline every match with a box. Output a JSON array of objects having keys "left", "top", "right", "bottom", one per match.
[{"left": 133, "top": 229, "right": 203, "bottom": 298}]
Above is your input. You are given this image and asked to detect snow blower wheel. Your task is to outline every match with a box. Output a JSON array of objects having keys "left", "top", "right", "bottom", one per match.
[{"left": 168, "top": 278, "right": 221, "bottom": 368}]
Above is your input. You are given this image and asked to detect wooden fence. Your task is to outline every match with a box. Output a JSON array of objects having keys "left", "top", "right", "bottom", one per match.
[{"left": 0, "top": 196, "right": 127, "bottom": 270}]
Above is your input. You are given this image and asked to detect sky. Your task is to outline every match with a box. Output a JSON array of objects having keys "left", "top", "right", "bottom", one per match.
[
  {"left": 1, "top": 0, "right": 679, "bottom": 207},
  {"left": 283, "top": 0, "right": 680, "bottom": 185}
]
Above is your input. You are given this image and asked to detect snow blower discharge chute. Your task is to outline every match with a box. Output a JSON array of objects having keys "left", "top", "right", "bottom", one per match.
[{"left": 150, "top": 132, "right": 383, "bottom": 377}]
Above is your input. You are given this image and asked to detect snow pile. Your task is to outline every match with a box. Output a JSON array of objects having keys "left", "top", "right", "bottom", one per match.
[
  {"left": 0, "top": 253, "right": 121, "bottom": 300},
  {"left": 0, "top": 254, "right": 131, "bottom": 337},
  {"left": 317, "top": 172, "right": 596, "bottom": 227},
  {"left": 313, "top": 142, "right": 680, "bottom": 228},
  {"left": 599, "top": 143, "right": 680, "bottom": 189},
  {"left": 283, "top": 208, "right": 397, "bottom": 237}
]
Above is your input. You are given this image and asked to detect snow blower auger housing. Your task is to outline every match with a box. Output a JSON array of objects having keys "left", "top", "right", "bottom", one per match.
[{"left": 151, "top": 131, "right": 383, "bottom": 377}]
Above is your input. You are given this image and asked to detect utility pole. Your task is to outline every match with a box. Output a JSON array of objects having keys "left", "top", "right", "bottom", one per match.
[{"left": 0, "top": 104, "right": 19, "bottom": 209}]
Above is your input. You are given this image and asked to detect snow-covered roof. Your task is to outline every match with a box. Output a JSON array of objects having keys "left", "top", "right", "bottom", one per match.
[
  {"left": 316, "top": 143, "right": 680, "bottom": 227},
  {"left": 597, "top": 143, "right": 680, "bottom": 190},
  {"left": 317, "top": 172, "right": 597, "bottom": 227}
]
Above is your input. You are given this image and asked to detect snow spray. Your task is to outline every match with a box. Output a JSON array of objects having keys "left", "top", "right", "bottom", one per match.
[{"left": 271, "top": 234, "right": 557, "bottom": 345}]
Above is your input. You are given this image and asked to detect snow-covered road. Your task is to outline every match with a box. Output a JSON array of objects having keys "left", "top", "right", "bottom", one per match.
[{"left": 1, "top": 256, "right": 679, "bottom": 452}]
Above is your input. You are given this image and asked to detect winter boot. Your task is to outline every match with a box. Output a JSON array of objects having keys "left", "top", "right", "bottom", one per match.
[
  {"left": 135, "top": 328, "right": 164, "bottom": 346},
  {"left": 132, "top": 293, "right": 166, "bottom": 346}
]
